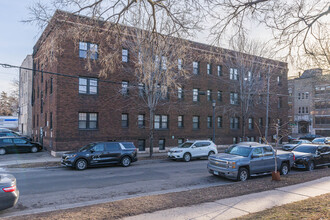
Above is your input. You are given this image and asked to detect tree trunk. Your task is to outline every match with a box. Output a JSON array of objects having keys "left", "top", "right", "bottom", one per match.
[
  {"left": 149, "top": 108, "right": 154, "bottom": 157},
  {"left": 265, "top": 69, "right": 270, "bottom": 143}
]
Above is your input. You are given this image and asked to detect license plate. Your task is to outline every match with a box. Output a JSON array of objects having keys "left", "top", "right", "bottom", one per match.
[{"left": 214, "top": 171, "right": 219, "bottom": 175}]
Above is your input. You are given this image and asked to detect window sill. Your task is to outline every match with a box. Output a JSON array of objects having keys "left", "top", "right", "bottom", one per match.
[
  {"left": 155, "top": 128, "right": 169, "bottom": 131},
  {"left": 78, "top": 129, "right": 99, "bottom": 131}
]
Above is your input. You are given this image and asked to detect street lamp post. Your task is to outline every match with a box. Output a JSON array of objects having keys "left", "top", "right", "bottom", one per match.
[{"left": 212, "top": 100, "right": 216, "bottom": 142}]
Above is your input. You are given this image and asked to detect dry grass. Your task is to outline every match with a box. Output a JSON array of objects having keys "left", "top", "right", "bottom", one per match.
[
  {"left": 10, "top": 167, "right": 330, "bottom": 220},
  {"left": 237, "top": 193, "right": 330, "bottom": 220}
]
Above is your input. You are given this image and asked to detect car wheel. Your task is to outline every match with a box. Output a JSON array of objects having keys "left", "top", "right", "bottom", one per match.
[
  {"left": 306, "top": 161, "right": 315, "bottom": 171},
  {"left": 75, "top": 159, "right": 87, "bottom": 170},
  {"left": 31, "top": 146, "right": 38, "bottom": 153},
  {"left": 280, "top": 163, "right": 289, "bottom": 175},
  {"left": 0, "top": 148, "right": 6, "bottom": 155},
  {"left": 208, "top": 151, "right": 215, "bottom": 156},
  {"left": 183, "top": 153, "right": 191, "bottom": 162},
  {"left": 237, "top": 168, "right": 249, "bottom": 181},
  {"left": 121, "top": 156, "right": 131, "bottom": 167}
]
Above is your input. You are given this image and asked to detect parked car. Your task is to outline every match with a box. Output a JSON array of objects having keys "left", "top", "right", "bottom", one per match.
[
  {"left": 61, "top": 142, "right": 138, "bottom": 170},
  {"left": 311, "top": 137, "right": 330, "bottom": 145},
  {"left": 282, "top": 140, "right": 311, "bottom": 151},
  {"left": 292, "top": 144, "right": 330, "bottom": 171},
  {"left": 207, "top": 142, "right": 294, "bottom": 181},
  {"left": 0, "top": 137, "right": 43, "bottom": 155},
  {"left": 288, "top": 136, "right": 299, "bottom": 143},
  {"left": 167, "top": 140, "right": 218, "bottom": 162},
  {"left": 0, "top": 173, "right": 19, "bottom": 211},
  {"left": 299, "top": 134, "right": 322, "bottom": 141},
  {"left": 0, "top": 129, "right": 32, "bottom": 141}
]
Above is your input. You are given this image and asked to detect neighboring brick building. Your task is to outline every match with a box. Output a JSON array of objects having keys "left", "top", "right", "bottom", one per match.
[
  {"left": 19, "top": 55, "right": 33, "bottom": 136},
  {"left": 288, "top": 69, "right": 330, "bottom": 137},
  {"left": 32, "top": 11, "right": 289, "bottom": 154}
]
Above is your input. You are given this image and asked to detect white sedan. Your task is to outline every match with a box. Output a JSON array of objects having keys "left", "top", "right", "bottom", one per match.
[{"left": 168, "top": 140, "right": 218, "bottom": 162}]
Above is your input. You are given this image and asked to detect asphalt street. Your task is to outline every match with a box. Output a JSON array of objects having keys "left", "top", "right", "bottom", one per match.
[{"left": 0, "top": 158, "right": 234, "bottom": 217}]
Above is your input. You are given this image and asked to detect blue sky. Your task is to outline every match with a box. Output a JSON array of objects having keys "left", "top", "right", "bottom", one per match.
[{"left": 0, "top": 0, "right": 40, "bottom": 94}]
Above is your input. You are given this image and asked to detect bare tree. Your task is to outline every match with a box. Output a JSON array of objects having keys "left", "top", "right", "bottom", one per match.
[{"left": 207, "top": 0, "right": 330, "bottom": 73}]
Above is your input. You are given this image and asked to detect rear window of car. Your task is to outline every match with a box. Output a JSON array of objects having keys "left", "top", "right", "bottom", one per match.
[{"left": 121, "top": 142, "right": 136, "bottom": 149}]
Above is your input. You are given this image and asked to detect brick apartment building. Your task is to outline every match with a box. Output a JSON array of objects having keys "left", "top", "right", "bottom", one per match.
[
  {"left": 31, "top": 10, "right": 289, "bottom": 154},
  {"left": 288, "top": 69, "right": 330, "bottom": 137}
]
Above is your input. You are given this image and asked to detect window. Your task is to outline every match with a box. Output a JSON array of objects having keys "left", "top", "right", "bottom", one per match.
[
  {"left": 122, "top": 81, "right": 129, "bottom": 95},
  {"left": 252, "top": 147, "right": 263, "bottom": 157},
  {"left": 230, "top": 117, "right": 240, "bottom": 129},
  {"left": 217, "top": 65, "right": 222, "bottom": 76},
  {"left": 121, "top": 114, "right": 128, "bottom": 128},
  {"left": 13, "top": 138, "right": 27, "bottom": 144},
  {"left": 138, "top": 114, "right": 145, "bottom": 128},
  {"left": 278, "top": 97, "right": 282, "bottom": 108},
  {"left": 178, "top": 87, "right": 183, "bottom": 100},
  {"left": 178, "top": 138, "right": 184, "bottom": 145},
  {"left": 178, "top": 115, "right": 184, "bottom": 128},
  {"left": 298, "top": 107, "right": 301, "bottom": 114},
  {"left": 315, "top": 117, "right": 330, "bottom": 125},
  {"left": 258, "top": 118, "right": 263, "bottom": 127},
  {"left": 159, "top": 139, "right": 165, "bottom": 150},
  {"left": 193, "top": 61, "right": 199, "bottom": 74},
  {"left": 193, "top": 116, "right": 200, "bottom": 129},
  {"left": 248, "top": 117, "right": 254, "bottom": 130},
  {"left": 92, "top": 143, "right": 105, "bottom": 152},
  {"left": 233, "top": 137, "right": 237, "bottom": 144},
  {"left": 207, "top": 90, "right": 212, "bottom": 101},
  {"left": 154, "top": 115, "right": 168, "bottom": 129},
  {"left": 258, "top": 95, "right": 263, "bottom": 104},
  {"left": 79, "top": 113, "right": 98, "bottom": 129},
  {"left": 193, "top": 89, "right": 199, "bottom": 102},
  {"left": 306, "top": 107, "right": 309, "bottom": 113},
  {"left": 247, "top": 71, "right": 252, "bottom": 81},
  {"left": 302, "top": 93, "right": 305, "bottom": 99},
  {"left": 306, "top": 92, "right": 309, "bottom": 99},
  {"left": 207, "top": 116, "right": 212, "bottom": 128},
  {"left": 302, "top": 107, "right": 305, "bottom": 113},
  {"left": 230, "top": 68, "right": 238, "bottom": 80},
  {"left": 50, "top": 112, "right": 53, "bottom": 129},
  {"left": 178, "top": 58, "right": 183, "bottom": 70},
  {"left": 138, "top": 139, "right": 146, "bottom": 151},
  {"left": 122, "top": 48, "right": 129, "bottom": 62},
  {"left": 79, "top": 42, "right": 98, "bottom": 59},
  {"left": 207, "top": 63, "right": 212, "bottom": 75},
  {"left": 277, "top": 76, "right": 282, "bottom": 85},
  {"left": 138, "top": 83, "right": 144, "bottom": 97},
  {"left": 50, "top": 78, "right": 53, "bottom": 94},
  {"left": 217, "top": 91, "right": 222, "bottom": 101},
  {"left": 298, "top": 93, "right": 301, "bottom": 100},
  {"left": 45, "top": 113, "right": 47, "bottom": 127},
  {"left": 161, "top": 56, "right": 167, "bottom": 70},
  {"left": 217, "top": 116, "right": 222, "bottom": 128},
  {"left": 277, "top": 118, "right": 282, "bottom": 126},
  {"left": 230, "top": 92, "right": 239, "bottom": 105},
  {"left": 79, "top": 77, "right": 98, "bottom": 94}
]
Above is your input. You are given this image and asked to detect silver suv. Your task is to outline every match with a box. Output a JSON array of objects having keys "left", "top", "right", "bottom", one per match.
[{"left": 168, "top": 140, "right": 218, "bottom": 162}]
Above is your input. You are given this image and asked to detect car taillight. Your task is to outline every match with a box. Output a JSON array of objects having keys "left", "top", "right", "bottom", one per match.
[
  {"left": 2, "top": 185, "right": 16, "bottom": 192},
  {"left": 293, "top": 154, "right": 295, "bottom": 161}
]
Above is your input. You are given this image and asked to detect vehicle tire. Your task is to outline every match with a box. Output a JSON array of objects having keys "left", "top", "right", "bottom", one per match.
[
  {"left": 75, "top": 159, "right": 88, "bottom": 170},
  {"left": 237, "top": 167, "right": 249, "bottom": 181},
  {"left": 0, "top": 148, "right": 6, "bottom": 155},
  {"left": 208, "top": 151, "right": 215, "bottom": 156},
  {"left": 121, "top": 156, "right": 131, "bottom": 167},
  {"left": 183, "top": 153, "right": 191, "bottom": 162},
  {"left": 306, "top": 161, "right": 315, "bottom": 171},
  {"left": 31, "top": 146, "right": 38, "bottom": 153},
  {"left": 280, "top": 163, "right": 289, "bottom": 175}
]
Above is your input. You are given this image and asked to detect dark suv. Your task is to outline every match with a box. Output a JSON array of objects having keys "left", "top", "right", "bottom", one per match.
[{"left": 61, "top": 142, "right": 138, "bottom": 170}]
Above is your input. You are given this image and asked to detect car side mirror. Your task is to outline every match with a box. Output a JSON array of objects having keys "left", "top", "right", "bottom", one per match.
[{"left": 224, "top": 149, "right": 228, "bottom": 153}]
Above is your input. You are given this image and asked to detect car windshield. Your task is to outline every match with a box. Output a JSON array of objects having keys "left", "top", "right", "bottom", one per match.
[
  {"left": 290, "top": 141, "right": 300, "bottom": 144},
  {"left": 226, "top": 145, "right": 252, "bottom": 157},
  {"left": 79, "top": 143, "right": 96, "bottom": 152},
  {"left": 179, "top": 142, "right": 193, "bottom": 148},
  {"left": 293, "top": 145, "right": 317, "bottom": 154},
  {"left": 312, "top": 138, "right": 324, "bottom": 143}
]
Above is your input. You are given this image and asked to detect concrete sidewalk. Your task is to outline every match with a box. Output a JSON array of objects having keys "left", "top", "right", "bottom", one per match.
[{"left": 125, "top": 176, "right": 330, "bottom": 220}]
